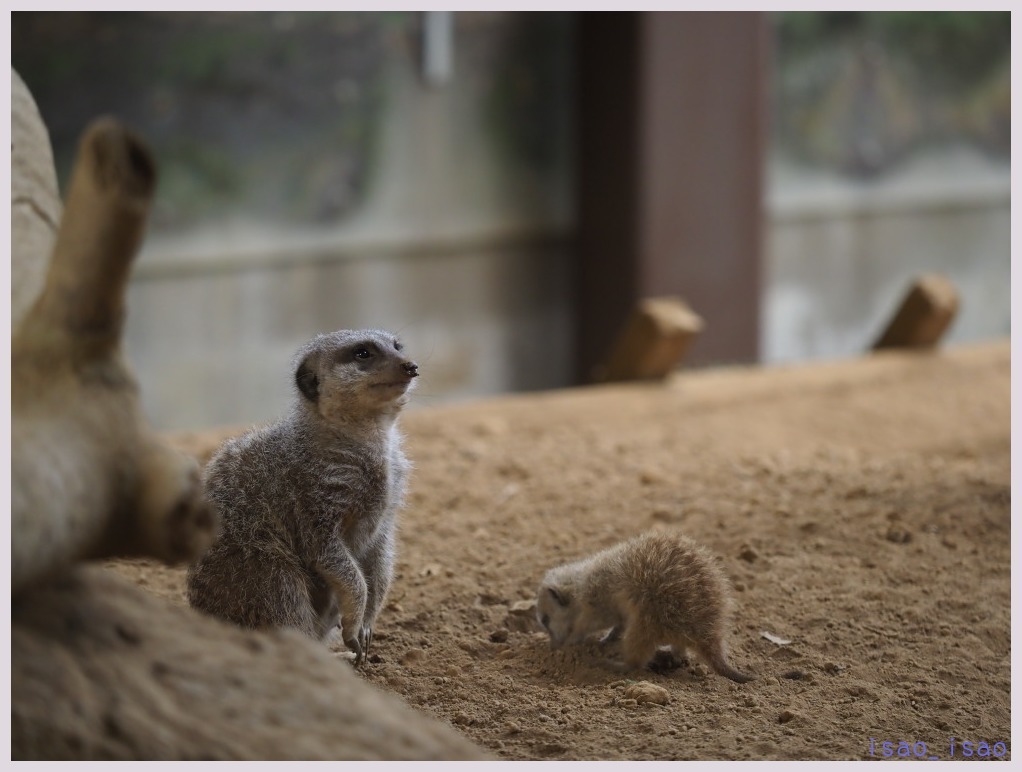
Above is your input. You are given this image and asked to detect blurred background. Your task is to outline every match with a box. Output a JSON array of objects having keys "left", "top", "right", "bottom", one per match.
[{"left": 12, "top": 11, "right": 1010, "bottom": 431}]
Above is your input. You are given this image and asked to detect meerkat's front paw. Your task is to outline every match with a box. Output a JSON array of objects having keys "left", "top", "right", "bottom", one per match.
[
  {"left": 344, "top": 626, "right": 373, "bottom": 668},
  {"left": 343, "top": 635, "right": 363, "bottom": 667}
]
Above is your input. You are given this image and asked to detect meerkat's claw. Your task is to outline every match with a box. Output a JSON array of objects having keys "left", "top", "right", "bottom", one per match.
[
  {"left": 345, "top": 636, "right": 364, "bottom": 668},
  {"left": 361, "top": 626, "right": 373, "bottom": 662}
]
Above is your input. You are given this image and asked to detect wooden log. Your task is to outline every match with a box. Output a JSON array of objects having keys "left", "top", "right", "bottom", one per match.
[
  {"left": 872, "top": 275, "right": 960, "bottom": 350},
  {"left": 595, "top": 296, "right": 705, "bottom": 382}
]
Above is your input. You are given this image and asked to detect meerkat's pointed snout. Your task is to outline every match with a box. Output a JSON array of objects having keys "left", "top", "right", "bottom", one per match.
[{"left": 403, "top": 361, "right": 419, "bottom": 378}]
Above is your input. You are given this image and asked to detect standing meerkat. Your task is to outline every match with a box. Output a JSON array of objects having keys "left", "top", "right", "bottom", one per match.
[
  {"left": 536, "top": 531, "right": 754, "bottom": 683},
  {"left": 187, "top": 329, "right": 418, "bottom": 666}
]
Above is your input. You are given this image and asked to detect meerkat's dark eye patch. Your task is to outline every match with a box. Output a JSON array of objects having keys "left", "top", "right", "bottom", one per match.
[
  {"left": 394, "top": 340, "right": 403, "bottom": 352},
  {"left": 352, "top": 345, "right": 373, "bottom": 361}
]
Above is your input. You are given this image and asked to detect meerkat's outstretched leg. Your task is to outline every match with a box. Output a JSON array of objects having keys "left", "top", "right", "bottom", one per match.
[{"left": 12, "top": 119, "right": 215, "bottom": 595}]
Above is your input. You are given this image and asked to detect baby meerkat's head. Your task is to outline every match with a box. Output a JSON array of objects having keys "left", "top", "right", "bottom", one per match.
[
  {"left": 294, "top": 329, "right": 419, "bottom": 421},
  {"left": 536, "top": 577, "right": 577, "bottom": 649}
]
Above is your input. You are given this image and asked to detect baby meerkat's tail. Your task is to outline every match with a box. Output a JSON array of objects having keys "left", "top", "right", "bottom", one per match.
[{"left": 704, "top": 643, "right": 755, "bottom": 684}]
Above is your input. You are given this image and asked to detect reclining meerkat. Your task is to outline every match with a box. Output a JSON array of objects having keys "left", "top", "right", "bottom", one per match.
[
  {"left": 187, "top": 329, "right": 418, "bottom": 666},
  {"left": 537, "top": 531, "right": 754, "bottom": 683},
  {"left": 12, "top": 116, "right": 215, "bottom": 596}
]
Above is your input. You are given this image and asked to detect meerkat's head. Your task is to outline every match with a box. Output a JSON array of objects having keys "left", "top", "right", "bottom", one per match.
[
  {"left": 293, "top": 329, "right": 419, "bottom": 423},
  {"left": 536, "top": 572, "right": 579, "bottom": 649}
]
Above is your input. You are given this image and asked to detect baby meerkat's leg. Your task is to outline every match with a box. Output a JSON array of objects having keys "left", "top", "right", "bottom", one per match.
[
  {"left": 316, "top": 546, "right": 369, "bottom": 667},
  {"left": 613, "top": 622, "right": 662, "bottom": 673},
  {"left": 647, "top": 646, "right": 688, "bottom": 674}
]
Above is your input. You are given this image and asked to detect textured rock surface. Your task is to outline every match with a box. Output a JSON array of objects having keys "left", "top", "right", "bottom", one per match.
[
  {"left": 11, "top": 67, "right": 60, "bottom": 331},
  {"left": 11, "top": 566, "right": 484, "bottom": 760}
]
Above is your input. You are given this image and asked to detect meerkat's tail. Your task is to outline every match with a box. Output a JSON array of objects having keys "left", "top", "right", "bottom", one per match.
[{"left": 705, "top": 644, "right": 756, "bottom": 684}]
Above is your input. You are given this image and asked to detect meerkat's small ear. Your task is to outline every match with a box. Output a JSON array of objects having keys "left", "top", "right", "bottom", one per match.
[
  {"left": 547, "top": 586, "right": 571, "bottom": 607},
  {"left": 296, "top": 356, "right": 320, "bottom": 402}
]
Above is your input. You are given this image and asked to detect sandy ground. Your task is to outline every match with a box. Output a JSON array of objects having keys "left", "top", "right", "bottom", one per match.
[{"left": 107, "top": 340, "right": 1010, "bottom": 761}]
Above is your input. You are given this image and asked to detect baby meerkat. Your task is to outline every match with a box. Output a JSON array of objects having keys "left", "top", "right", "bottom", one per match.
[
  {"left": 536, "top": 531, "right": 754, "bottom": 683},
  {"left": 187, "top": 329, "right": 418, "bottom": 666}
]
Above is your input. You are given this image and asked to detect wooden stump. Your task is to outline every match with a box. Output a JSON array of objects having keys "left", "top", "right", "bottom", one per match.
[
  {"left": 873, "top": 275, "right": 960, "bottom": 350},
  {"left": 596, "top": 297, "right": 705, "bottom": 382}
]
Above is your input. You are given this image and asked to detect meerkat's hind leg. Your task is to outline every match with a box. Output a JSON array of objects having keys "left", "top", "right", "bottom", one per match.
[
  {"left": 190, "top": 547, "right": 321, "bottom": 638},
  {"left": 614, "top": 623, "right": 662, "bottom": 673},
  {"left": 647, "top": 645, "right": 688, "bottom": 674},
  {"left": 309, "top": 573, "right": 341, "bottom": 639}
]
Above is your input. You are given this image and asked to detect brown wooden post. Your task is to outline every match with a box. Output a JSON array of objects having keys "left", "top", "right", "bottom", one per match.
[
  {"left": 574, "top": 11, "right": 769, "bottom": 382},
  {"left": 872, "top": 275, "right": 960, "bottom": 350}
]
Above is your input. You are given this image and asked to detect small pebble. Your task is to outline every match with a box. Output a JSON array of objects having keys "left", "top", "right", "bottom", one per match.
[
  {"left": 778, "top": 710, "right": 797, "bottom": 724},
  {"left": 886, "top": 527, "right": 912, "bottom": 544},
  {"left": 738, "top": 544, "right": 759, "bottom": 562},
  {"left": 489, "top": 628, "right": 509, "bottom": 643}
]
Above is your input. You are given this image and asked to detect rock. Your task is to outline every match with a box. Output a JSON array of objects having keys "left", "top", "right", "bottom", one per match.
[
  {"left": 622, "top": 682, "right": 670, "bottom": 706},
  {"left": 12, "top": 566, "right": 487, "bottom": 760},
  {"left": 489, "top": 628, "right": 509, "bottom": 643},
  {"left": 11, "top": 68, "right": 61, "bottom": 332},
  {"left": 738, "top": 544, "right": 759, "bottom": 562},
  {"left": 886, "top": 527, "right": 912, "bottom": 544}
]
